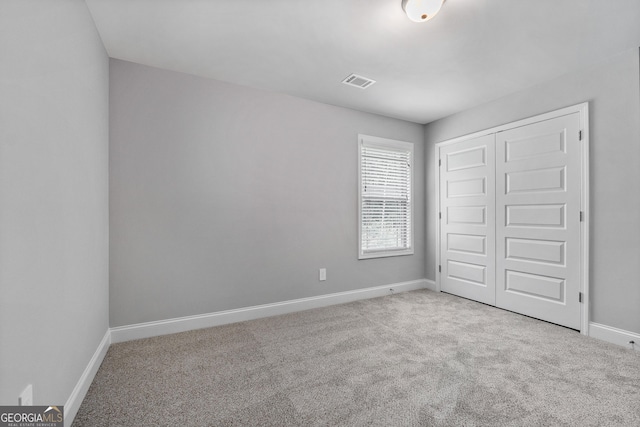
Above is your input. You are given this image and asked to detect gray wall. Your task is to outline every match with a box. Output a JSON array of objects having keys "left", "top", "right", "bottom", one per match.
[
  {"left": 0, "top": 0, "right": 109, "bottom": 406},
  {"left": 109, "top": 59, "right": 425, "bottom": 327},
  {"left": 425, "top": 48, "right": 640, "bottom": 334}
]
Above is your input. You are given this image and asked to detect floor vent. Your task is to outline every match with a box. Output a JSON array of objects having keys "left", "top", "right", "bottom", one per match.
[{"left": 341, "top": 73, "right": 376, "bottom": 89}]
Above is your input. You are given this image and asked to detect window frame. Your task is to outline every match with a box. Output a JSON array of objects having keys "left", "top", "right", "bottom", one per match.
[{"left": 358, "top": 134, "right": 414, "bottom": 260}]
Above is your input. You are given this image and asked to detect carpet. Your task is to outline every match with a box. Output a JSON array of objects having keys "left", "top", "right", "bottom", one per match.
[{"left": 73, "top": 289, "right": 640, "bottom": 426}]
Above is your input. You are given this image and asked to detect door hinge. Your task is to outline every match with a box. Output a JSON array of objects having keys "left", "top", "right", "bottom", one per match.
[
  {"left": 580, "top": 211, "right": 584, "bottom": 222},
  {"left": 578, "top": 130, "right": 583, "bottom": 141},
  {"left": 438, "top": 265, "right": 442, "bottom": 273},
  {"left": 438, "top": 159, "right": 442, "bottom": 167},
  {"left": 579, "top": 292, "right": 583, "bottom": 303},
  {"left": 439, "top": 212, "right": 442, "bottom": 220}
]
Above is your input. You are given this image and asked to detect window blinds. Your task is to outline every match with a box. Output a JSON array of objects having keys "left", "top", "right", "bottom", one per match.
[{"left": 360, "top": 137, "right": 413, "bottom": 257}]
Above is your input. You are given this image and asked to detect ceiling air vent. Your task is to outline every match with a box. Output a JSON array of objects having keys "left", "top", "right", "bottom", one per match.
[{"left": 341, "top": 73, "right": 376, "bottom": 89}]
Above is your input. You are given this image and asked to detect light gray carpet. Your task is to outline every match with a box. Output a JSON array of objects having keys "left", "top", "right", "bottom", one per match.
[{"left": 73, "top": 290, "right": 640, "bottom": 426}]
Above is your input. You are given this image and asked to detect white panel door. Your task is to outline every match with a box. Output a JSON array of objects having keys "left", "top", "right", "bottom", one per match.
[
  {"left": 439, "top": 134, "right": 496, "bottom": 305},
  {"left": 495, "top": 113, "right": 582, "bottom": 329}
]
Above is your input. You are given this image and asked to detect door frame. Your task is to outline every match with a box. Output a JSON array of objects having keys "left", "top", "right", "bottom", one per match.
[{"left": 434, "top": 102, "right": 590, "bottom": 335}]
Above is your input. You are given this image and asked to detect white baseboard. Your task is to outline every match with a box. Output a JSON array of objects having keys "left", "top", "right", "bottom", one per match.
[
  {"left": 62, "top": 279, "right": 431, "bottom": 424},
  {"left": 111, "top": 279, "right": 430, "bottom": 343},
  {"left": 65, "top": 329, "right": 111, "bottom": 427},
  {"left": 423, "top": 278, "right": 436, "bottom": 291},
  {"left": 589, "top": 322, "right": 640, "bottom": 352}
]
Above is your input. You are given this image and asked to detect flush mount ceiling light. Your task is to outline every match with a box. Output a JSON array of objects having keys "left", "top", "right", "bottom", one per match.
[{"left": 402, "top": 0, "right": 445, "bottom": 22}]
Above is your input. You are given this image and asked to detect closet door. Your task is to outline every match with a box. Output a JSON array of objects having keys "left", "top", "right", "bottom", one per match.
[
  {"left": 495, "top": 113, "right": 582, "bottom": 329},
  {"left": 439, "top": 134, "right": 496, "bottom": 305}
]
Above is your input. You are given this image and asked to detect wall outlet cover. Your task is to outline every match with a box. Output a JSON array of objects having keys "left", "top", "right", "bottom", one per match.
[{"left": 19, "top": 384, "right": 33, "bottom": 406}]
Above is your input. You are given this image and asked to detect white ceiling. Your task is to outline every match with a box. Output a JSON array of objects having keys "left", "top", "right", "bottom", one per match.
[{"left": 85, "top": 0, "right": 640, "bottom": 124}]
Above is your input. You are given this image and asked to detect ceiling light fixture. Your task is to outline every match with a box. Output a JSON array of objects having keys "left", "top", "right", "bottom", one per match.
[{"left": 402, "top": 0, "right": 445, "bottom": 23}]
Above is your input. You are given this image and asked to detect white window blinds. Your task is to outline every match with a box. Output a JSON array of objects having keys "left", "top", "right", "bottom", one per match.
[{"left": 359, "top": 135, "right": 414, "bottom": 259}]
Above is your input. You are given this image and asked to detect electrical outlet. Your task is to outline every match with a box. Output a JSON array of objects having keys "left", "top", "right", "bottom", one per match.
[
  {"left": 19, "top": 384, "right": 33, "bottom": 406},
  {"left": 319, "top": 268, "right": 327, "bottom": 281}
]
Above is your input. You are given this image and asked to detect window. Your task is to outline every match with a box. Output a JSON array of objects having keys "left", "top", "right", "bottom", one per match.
[{"left": 358, "top": 134, "right": 413, "bottom": 259}]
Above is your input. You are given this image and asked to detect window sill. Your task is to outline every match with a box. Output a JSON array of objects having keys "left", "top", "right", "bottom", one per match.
[{"left": 358, "top": 249, "right": 414, "bottom": 260}]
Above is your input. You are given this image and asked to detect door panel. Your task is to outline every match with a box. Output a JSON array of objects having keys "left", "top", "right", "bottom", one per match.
[
  {"left": 440, "top": 134, "right": 496, "bottom": 305},
  {"left": 448, "top": 260, "right": 486, "bottom": 285},
  {"left": 447, "top": 177, "right": 486, "bottom": 198},
  {"left": 448, "top": 233, "right": 486, "bottom": 254},
  {"left": 506, "top": 132, "right": 565, "bottom": 161},
  {"left": 504, "top": 270, "right": 564, "bottom": 302},
  {"left": 506, "top": 204, "right": 565, "bottom": 228},
  {"left": 447, "top": 146, "right": 486, "bottom": 171},
  {"left": 506, "top": 166, "right": 565, "bottom": 193},
  {"left": 505, "top": 238, "right": 565, "bottom": 265},
  {"left": 495, "top": 113, "right": 581, "bottom": 329},
  {"left": 447, "top": 205, "right": 486, "bottom": 224}
]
